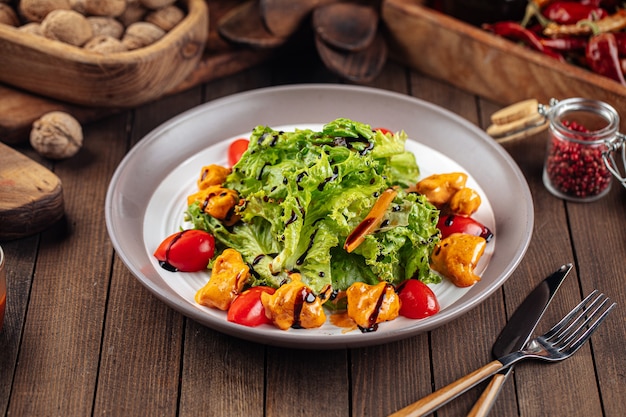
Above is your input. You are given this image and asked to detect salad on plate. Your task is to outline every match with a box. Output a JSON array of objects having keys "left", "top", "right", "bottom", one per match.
[{"left": 153, "top": 118, "right": 493, "bottom": 333}]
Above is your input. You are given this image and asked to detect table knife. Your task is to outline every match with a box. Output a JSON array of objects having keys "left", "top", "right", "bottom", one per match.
[{"left": 466, "top": 263, "right": 573, "bottom": 417}]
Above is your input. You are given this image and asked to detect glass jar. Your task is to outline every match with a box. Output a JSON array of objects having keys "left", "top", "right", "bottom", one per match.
[{"left": 542, "top": 98, "right": 616, "bottom": 202}]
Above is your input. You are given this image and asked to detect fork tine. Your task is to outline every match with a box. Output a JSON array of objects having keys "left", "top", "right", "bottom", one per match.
[
  {"left": 561, "top": 300, "right": 616, "bottom": 355},
  {"left": 543, "top": 290, "right": 600, "bottom": 340},
  {"left": 549, "top": 292, "right": 608, "bottom": 345}
]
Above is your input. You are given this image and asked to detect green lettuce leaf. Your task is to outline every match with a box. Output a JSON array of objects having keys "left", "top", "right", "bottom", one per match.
[{"left": 189, "top": 118, "right": 440, "bottom": 293}]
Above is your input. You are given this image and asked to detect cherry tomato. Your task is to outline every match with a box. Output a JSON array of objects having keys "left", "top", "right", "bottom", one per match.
[
  {"left": 396, "top": 279, "right": 440, "bottom": 319},
  {"left": 373, "top": 127, "right": 392, "bottom": 135},
  {"left": 153, "top": 229, "right": 215, "bottom": 272},
  {"left": 227, "top": 286, "right": 276, "bottom": 327},
  {"left": 437, "top": 214, "right": 493, "bottom": 242},
  {"left": 228, "top": 138, "right": 249, "bottom": 167}
]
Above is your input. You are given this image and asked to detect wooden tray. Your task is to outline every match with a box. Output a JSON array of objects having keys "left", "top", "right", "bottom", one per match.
[
  {"left": 0, "top": 0, "right": 208, "bottom": 108},
  {"left": 381, "top": 0, "right": 626, "bottom": 129}
]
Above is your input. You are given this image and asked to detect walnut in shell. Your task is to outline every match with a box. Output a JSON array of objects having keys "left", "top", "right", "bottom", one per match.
[
  {"left": 18, "top": 22, "right": 43, "bottom": 36},
  {"left": 19, "top": 0, "right": 70, "bottom": 23},
  {"left": 139, "top": 0, "right": 176, "bottom": 10},
  {"left": 41, "top": 9, "right": 93, "bottom": 46},
  {"left": 118, "top": 2, "right": 147, "bottom": 27},
  {"left": 30, "top": 112, "right": 83, "bottom": 160},
  {"left": 0, "top": 3, "right": 19, "bottom": 26},
  {"left": 70, "top": 0, "right": 126, "bottom": 17},
  {"left": 121, "top": 21, "right": 165, "bottom": 50},
  {"left": 145, "top": 5, "right": 184, "bottom": 31},
  {"left": 84, "top": 35, "right": 128, "bottom": 53},
  {"left": 88, "top": 16, "right": 124, "bottom": 39}
]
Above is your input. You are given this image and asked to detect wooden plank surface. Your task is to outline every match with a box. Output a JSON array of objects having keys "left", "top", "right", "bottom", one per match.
[{"left": 1, "top": 37, "right": 624, "bottom": 417}]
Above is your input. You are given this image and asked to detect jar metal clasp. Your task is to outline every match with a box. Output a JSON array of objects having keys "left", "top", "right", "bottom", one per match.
[{"left": 603, "top": 132, "right": 626, "bottom": 190}]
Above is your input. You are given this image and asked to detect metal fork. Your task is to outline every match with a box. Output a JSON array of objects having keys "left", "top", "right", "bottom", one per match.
[{"left": 389, "top": 290, "right": 617, "bottom": 417}]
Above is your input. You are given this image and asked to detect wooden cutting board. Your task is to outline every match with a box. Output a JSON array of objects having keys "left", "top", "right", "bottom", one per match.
[{"left": 0, "top": 142, "right": 64, "bottom": 240}]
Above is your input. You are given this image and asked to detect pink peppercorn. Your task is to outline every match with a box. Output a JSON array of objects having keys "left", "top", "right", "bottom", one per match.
[{"left": 542, "top": 98, "right": 615, "bottom": 202}]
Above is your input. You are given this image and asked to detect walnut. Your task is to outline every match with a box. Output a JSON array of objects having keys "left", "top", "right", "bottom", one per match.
[
  {"left": 84, "top": 35, "right": 127, "bottom": 53},
  {"left": 41, "top": 9, "right": 93, "bottom": 46},
  {"left": 18, "top": 22, "right": 43, "bottom": 36},
  {"left": 69, "top": 0, "right": 126, "bottom": 17},
  {"left": 139, "top": 0, "right": 176, "bottom": 10},
  {"left": 117, "top": 2, "right": 147, "bottom": 27},
  {"left": 145, "top": 5, "right": 184, "bottom": 31},
  {"left": 19, "top": 0, "right": 70, "bottom": 23},
  {"left": 121, "top": 21, "right": 165, "bottom": 49},
  {"left": 88, "top": 16, "right": 124, "bottom": 39},
  {"left": 0, "top": 3, "right": 19, "bottom": 26},
  {"left": 30, "top": 111, "right": 83, "bottom": 160}
]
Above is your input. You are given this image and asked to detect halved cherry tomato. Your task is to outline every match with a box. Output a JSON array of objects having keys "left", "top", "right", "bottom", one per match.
[
  {"left": 396, "top": 279, "right": 440, "bottom": 319},
  {"left": 437, "top": 214, "right": 493, "bottom": 242},
  {"left": 228, "top": 138, "right": 249, "bottom": 167},
  {"left": 227, "top": 286, "right": 276, "bottom": 327},
  {"left": 154, "top": 229, "right": 215, "bottom": 272},
  {"left": 373, "top": 127, "right": 392, "bottom": 135}
]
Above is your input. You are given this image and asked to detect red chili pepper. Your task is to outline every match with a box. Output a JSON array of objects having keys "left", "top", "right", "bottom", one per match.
[
  {"left": 612, "top": 32, "right": 626, "bottom": 56},
  {"left": 586, "top": 33, "right": 626, "bottom": 85},
  {"left": 483, "top": 21, "right": 565, "bottom": 61},
  {"left": 542, "top": 2, "right": 607, "bottom": 25},
  {"left": 540, "top": 36, "right": 588, "bottom": 51}
]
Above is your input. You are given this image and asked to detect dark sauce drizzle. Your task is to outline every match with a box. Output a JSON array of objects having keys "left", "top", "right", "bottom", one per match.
[
  {"left": 258, "top": 132, "right": 270, "bottom": 145},
  {"left": 158, "top": 230, "right": 189, "bottom": 272},
  {"left": 286, "top": 210, "right": 298, "bottom": 226},
  {"left": 292, "top": 286, "right": 317, "bottom": 329},
  {"left": 296, "top": 229, "right": 319, "bottom": 265},
  {"left": 332, "top": 136, "right": 373, "bottom": 155},
  {"left": 344, "top": 218, "right": 375, "bottom": 249},
  {"left": 358, "top": 284, "right": 393, "bottom": 333},
  {"left": 257, "top": 163, "right": 269, "bottom": 181},
  {"left": 318, "top": 166, "right": 339, "bottom": 191},
  {"left": 296, "top": 172, "right": 308, "bottom": 191}
]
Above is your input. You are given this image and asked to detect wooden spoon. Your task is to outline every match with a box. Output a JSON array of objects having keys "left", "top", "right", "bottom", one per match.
[
  {"left": 260, "top": 0, "right": 339, "bottom": 38},
  {"left": 0, "top": 142, "right": 64, "bottom": 240},
  {"left": 313, "top": 2, "right": 378, "bottom": 52},
  {"left": 315, "top": 31, "right": 388, "bottom": 83},
  {"left": 218, "top": 0, "right": 287, "bottom": 49}
]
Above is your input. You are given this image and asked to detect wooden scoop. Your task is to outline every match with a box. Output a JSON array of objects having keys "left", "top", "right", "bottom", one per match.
[
  {"left": 261, "top": 0, "right": 339, "bottom": 38},
  {"left": 218, "top": 0, "right": 287, "bottom": 49},
  {"left": 0, "top": 142, "right": 64, "bottom": 240},
  {"left": 313, "top": 2, "right": 378, "bottom": 52},
  {"left": 313, "top": 2, "right": 386, "bottom": 83},
  {"left": 315, "top": 31, "right": 387, "bottom": 83}
]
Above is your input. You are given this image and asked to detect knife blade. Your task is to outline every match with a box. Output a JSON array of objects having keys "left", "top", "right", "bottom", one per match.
[{"left": 467, "top": 263, "right": 573, "bottom": 417}]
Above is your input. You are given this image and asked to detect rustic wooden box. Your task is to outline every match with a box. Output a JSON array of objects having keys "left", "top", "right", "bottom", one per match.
[
  {"left": 0, "top": 0, "right": 208, "bottom": 108},
  {"left": 381, "top": 0, "right": 626, "bottom": 126}
]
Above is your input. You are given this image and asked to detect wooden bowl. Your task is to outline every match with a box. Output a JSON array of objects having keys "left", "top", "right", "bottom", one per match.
[
  {"left": 381, "top": 0, "right": 626, "bottom": 130},
  {"left": 0, "top": 0, "right": 208, "bottom": 108}
]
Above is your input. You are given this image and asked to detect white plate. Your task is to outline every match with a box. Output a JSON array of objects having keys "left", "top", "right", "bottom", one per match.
[{"left": 106, "top": 84, "right": 533, "bottom": 349}]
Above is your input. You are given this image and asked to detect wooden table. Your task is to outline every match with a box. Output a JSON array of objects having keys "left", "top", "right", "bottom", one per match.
[{"left": 1, "top": 46, "right": 624, "bottom": 417}]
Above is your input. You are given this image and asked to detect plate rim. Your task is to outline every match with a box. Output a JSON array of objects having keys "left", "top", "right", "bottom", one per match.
[{"left": 105, "top": 83, "right": 534, "bottom": 349}]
